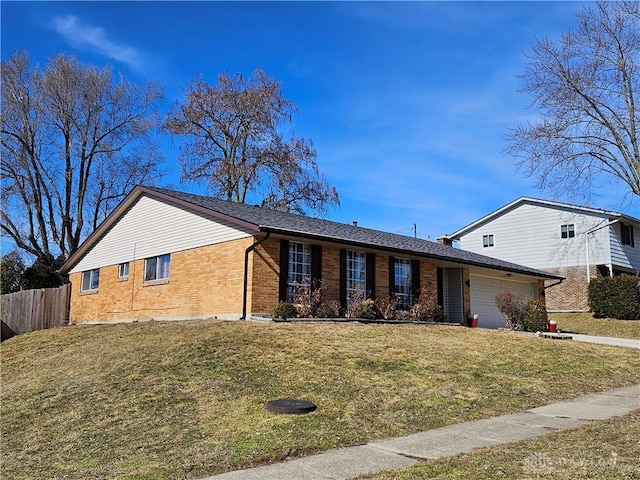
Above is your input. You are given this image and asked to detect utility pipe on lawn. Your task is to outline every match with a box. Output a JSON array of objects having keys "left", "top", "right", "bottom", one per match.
[{"left": 241, "top": 232, "right": 271, "bottom": 320}]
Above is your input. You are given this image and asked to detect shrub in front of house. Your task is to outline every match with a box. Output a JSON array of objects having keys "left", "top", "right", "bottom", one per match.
[
  {"left": 374, "top": 295, "right": 400, "bottom": 320},
  {"left": 271, "top": 301, "right": 298, "bottom": 320},
  {"left": 427, "top": 304, "right": 446, "bottom": 322},
  {"left": 495, "top": 289, "right": 527, "bottom": 330},
  {"left": 292, "top": 280, "right": 343, "bottom": 318},
  {"left": 522, "top": 299, "right": 549, "bottom": 332},
  {"left": 408, "top": 286, "right": 445, "bottom": 322},
  {"left": 345, "top": 293, "right": 377, "bottom": 319},
  {"left": 588, "top": 275, "right": 640, "bottom": 320},
  {"left": 356, "top": 298, "right": 377, "bottom": 319},
  {"left": 292, "top": 281, "right": 322, "bottom": 318},
  {"left": 315, "top": 299, "right": 342, "bottom": 318},
  {"left": 410, "top": 300, "right": 445, "bottom": 322}
]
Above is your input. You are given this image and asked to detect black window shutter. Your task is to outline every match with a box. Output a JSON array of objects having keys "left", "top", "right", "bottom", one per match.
[
  {"left": 311, "top": 244, "right": 322, "bottom": 288},
  {"left": 339, "top": 249, "right": 347, "bottom": 308},
  {"left": 389, "top": 256, "right": 396, "bottom": 295},
  {"left": 411, "top": 259, "right": 421, "bottom": 301},
  {"left": 366, "top": 253, "right": 376, "bottom": 299},
  {"left": 278, "top": 239, "right": 290, "bottom": 302}
]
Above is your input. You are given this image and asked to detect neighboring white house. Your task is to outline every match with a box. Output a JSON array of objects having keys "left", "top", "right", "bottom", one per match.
[{"left": 448, "top": 197, "right": 640, "bottom": 312}]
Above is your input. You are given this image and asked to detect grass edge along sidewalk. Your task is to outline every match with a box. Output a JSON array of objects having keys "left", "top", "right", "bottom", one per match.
[
  {"left": 360, "top": 397, "right": 640, "bottom": 480},
  {"left": 202, "top": 384, "right": 640, "bottom": 480}
]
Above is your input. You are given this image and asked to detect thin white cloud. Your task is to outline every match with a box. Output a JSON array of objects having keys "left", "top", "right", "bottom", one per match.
[{"left": 52, "top": 15, "right": 145, "bottom": 71}]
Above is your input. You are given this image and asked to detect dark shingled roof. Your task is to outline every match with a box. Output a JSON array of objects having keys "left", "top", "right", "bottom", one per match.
[{"left": 144, "top": 186, "right": 561, "bottom": 280}]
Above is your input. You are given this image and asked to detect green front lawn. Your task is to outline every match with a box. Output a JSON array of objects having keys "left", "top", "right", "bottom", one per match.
[
  {"left": 2, "top": 320, "right": 639, "bottom": 479},
  {"left": 551, "top": 312, "right": 640, "bottom": 339}
]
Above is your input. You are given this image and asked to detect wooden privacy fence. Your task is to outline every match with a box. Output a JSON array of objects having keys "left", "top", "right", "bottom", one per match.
[{"left": 1, "top": 284, "right": 71, "bottom": 339}]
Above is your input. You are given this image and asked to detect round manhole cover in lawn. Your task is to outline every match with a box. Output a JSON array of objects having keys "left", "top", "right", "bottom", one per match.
[{"left": 265, "top": 398, "right": 317, "bottom": 415}]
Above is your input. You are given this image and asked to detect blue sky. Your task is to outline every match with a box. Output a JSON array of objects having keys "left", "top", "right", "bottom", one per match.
[{"left": 2, "top": 1, "right": 638, "bottom": 243}]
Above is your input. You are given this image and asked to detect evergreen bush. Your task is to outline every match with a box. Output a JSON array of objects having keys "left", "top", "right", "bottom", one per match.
[
  {"left": 588, "top": 275, "right": 640, "bottom": 320},
  {"left": 271, "top": 301, "right": 298, "bottom": 320},
  {"left": 522, "top": 299, "right": 549, "bottom": 332}
]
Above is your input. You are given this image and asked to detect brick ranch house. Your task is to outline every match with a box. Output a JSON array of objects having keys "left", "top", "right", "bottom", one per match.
[{"left": 59, "top": 186, "right": 562, "bottom": 329}]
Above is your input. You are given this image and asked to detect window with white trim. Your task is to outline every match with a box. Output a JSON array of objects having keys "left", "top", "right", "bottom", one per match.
[
  {"left": 287, "top": 242, "right": 311, "bottom": 301},
  {"left": 118, "top": 262, "right": 130, "bottom": 279},
  {"left": 346, "top": 250, "right": 367, "bottom": 302},
  {"left": 81, "top": 268, "right": 100, "bottom": 292},
  {"left": 561, "top": 224, "right": 575, "bottom": 239},
  {"left": 482, "top": 234, "right": 494, "bottom": 248},
  {"left": 144, "top": 254, "right": 170, "bottom": 282},
  {"left": 394, "top": 258, "right": 412, "bottom": 309}
]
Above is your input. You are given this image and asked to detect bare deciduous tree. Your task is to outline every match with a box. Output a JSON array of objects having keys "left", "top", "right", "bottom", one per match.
[
  {"left": 507, "top": 1, "right": 640, "bottom": 200},
  {"left": 164, "top": 69, "right": 339, "bottom": 216},
  {"left": 1, "top": 52, "right": 163, "bottom": 276}
]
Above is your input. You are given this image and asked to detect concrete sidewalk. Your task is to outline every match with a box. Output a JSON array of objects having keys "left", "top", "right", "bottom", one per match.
[
  {"left": 201, "top": 384, "right": 640, "bottom": 480},
  {"left": 570, "top": 333, "right": 639, "bottom": 349}
]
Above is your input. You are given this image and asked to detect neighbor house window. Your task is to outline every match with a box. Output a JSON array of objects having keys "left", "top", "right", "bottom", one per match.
[
  {"left": 118, "top": 262, "right": 130, "bottom": 279},
  {"left": 561, "top": 224, "right": 575, "bottom": 239},
  {"left": 482, "top": 234, "right": 494, "bottom": 248},
  {"left": 394, "top": 258, "right": 412, "bottom": 309},
  {"left": 81, "top": 268, "right": 100, "bottom": 292},
  {"left": 621, "top": 223, "right": 635, "bottom": 247},
  {"left": 287, "top": 242, "right": 311, "bottom": 301},
  {"left": 144, "top": 254, "right": 170, "bottom": 282},
  {"left": 346, "top": 250, "right": 367, "bottom": 301}
]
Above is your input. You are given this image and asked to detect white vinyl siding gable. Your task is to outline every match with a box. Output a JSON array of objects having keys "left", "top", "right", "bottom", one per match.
[
  {"left": 457, "top": 203, "right": 611, "bottom": 269},
  {"left": 70, "top": 195, "right": 254, "bottom": 273},
  {"left": 609, "top": 221, "right": 640, "bottom": 271}
]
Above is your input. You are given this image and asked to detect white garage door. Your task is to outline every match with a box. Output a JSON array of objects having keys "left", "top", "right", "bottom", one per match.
[{"left": 470, "top": 275, "right": 536, "bottom": 329}]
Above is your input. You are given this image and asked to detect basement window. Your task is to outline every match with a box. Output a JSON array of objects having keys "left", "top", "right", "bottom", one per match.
[
  {"left": 482, "top": 234, "right": 494, "bottom": 248},
  {"left": 81, "top": 268, "right": 100, "bottom": 292}
]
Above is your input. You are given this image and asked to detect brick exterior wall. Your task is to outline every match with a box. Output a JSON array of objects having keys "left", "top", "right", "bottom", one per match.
[
  {"left": 248, "top": 237, "right": 280, "bottom": 314},
  {"left": 69, "top": 237, "right": 253, "bottom": 323},
  {"left": 543, "top": 265, "right": 596, "bottom": 312},
  {"left": 462, "top": 268, "right": 471, "bottom": 319},
  {"left": 246, "top": 239, "right": 444, "bottom": 315},
  {"left": 375, "top": 253, "right": 391, "bottom": 299},
  {"left": 420, "top": 261, "right": 438, "bottom": 305},
  {"left": 69, "top": 234, "right": 473, "bottom": 322},
  {"left": 320, "top": 244, "right": 342, "bottom": 304},
  {"left": 537, "top": 280, "right": 547, "bottom": 307}
]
